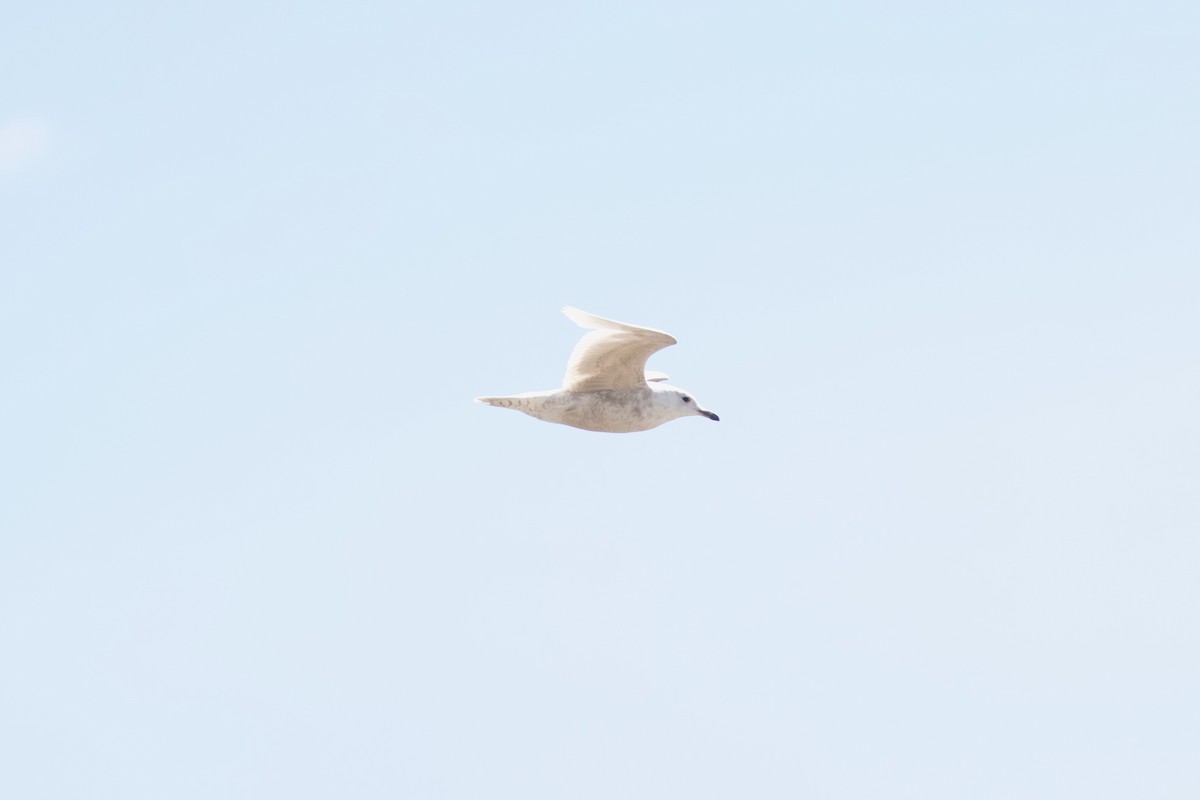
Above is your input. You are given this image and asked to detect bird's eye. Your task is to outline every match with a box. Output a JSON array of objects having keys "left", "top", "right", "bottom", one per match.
[{"left": 682, "top": 396, "right": 691, "bottom": 403}]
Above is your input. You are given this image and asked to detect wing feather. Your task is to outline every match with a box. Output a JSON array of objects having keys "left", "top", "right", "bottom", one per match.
[{"left": 560, "top": 307, "right": 677, "bottom": 392}]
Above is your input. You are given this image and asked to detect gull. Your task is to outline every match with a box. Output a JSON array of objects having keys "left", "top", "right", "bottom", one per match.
[{"left": 477, "top": 307, "right": 720, "bottom": 433}]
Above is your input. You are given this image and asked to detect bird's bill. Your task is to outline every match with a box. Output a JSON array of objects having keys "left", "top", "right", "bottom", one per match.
[{"left": 699, "top": 409, "right": 719, "bottom": 421}]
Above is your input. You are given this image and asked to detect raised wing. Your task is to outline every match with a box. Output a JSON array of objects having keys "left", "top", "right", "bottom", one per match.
[{"left": 561, "top": 307, "right": 677, "bottom": 392}]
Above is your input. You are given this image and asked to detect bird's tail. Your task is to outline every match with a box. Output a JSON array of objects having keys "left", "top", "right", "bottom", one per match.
[{"left": 475, "top": 396, "right": 517, "bottom": 408}]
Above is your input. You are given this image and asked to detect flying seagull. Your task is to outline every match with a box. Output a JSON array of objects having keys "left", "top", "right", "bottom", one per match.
[{"left": 477, "top": 307, "right": 720, "bottom": 433}]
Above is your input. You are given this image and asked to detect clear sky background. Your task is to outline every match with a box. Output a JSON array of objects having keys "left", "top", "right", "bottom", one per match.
[{"left": 2, "top": 2, "right": 1198, "bottom": 798}]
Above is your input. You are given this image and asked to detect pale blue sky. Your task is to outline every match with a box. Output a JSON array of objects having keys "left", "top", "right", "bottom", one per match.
[{"left": 2, "top": 2, "right": 1198, "bottom": 798}]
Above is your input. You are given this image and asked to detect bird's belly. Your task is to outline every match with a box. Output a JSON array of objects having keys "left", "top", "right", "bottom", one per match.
[{"left": 543, "top": 391, "right": 664, "bottom": 433}]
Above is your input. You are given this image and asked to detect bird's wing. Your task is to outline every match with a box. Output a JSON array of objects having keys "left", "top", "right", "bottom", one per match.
[{"left": 561, "top": 307, "right": 677, "bottom": 392}]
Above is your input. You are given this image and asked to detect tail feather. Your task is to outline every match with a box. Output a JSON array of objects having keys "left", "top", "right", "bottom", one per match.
[{"left": 476, "top": 396, "right": 516, "bottom": 408}]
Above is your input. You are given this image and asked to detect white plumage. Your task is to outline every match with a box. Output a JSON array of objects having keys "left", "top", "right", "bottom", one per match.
[{"left": 477, "top": 307, "right": 719, "bottom": 434}]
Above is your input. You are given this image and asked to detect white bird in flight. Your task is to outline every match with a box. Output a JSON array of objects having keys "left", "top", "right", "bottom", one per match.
[{"left": 477, "top": 307, "right": 720, "bottom": 433}]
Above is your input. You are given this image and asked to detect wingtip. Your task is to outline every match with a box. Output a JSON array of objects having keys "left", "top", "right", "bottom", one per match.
[
  {"left": 563, "top": 306, "right": 604, "bottom": 330},
  {"left": 562, "top": 306, "right": 672, "bottom": 339}
]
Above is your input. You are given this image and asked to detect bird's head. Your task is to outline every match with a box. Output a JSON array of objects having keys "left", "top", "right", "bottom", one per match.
[{"left": 659, "top": 385, "right": 719, "bottom": 422}]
